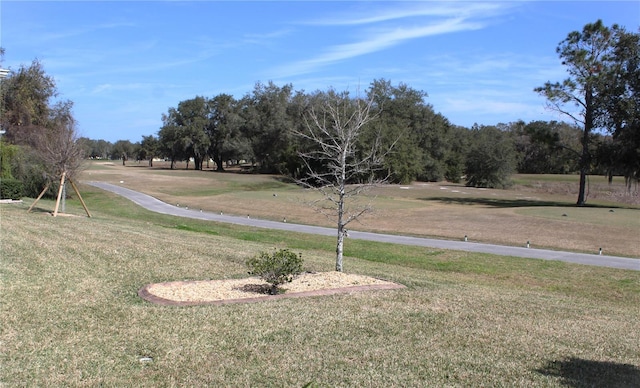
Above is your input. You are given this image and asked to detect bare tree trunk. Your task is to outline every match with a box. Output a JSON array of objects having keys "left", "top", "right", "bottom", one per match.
[
  {"left": 335, "top": 228, "right": 344, "bottom": 272},
  {"left": 335, "top": 146, "right": 348, "bottom": 271},
  {"left": 335, "top": 179, "right": 346, "bottom": 271}
]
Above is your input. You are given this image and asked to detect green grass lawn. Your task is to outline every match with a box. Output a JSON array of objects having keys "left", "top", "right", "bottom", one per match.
[
  {"left": 512, "top": 173, "right": 582, "bottom": 184},
  {"left": 1, "top": 189, "right": 639, "bottom": 386}
]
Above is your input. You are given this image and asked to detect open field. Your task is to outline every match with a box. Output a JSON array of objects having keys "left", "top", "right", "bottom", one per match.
[
  {"left": 2, "top": 197, "right": 639, "bottom": 386},
  {"left": 1, "top": 164, "right": 639, "bottom": 386},
  {"left": 82, "top": 161, "right": 640, "bottom": 258}
]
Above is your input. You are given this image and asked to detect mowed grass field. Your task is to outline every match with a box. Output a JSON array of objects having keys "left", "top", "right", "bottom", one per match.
[
  {"left": 83, "top": 161, "right": 640, "bottom": 257},
  {"left": 1, "top": 162, "right": 639, "bottom": 386}
]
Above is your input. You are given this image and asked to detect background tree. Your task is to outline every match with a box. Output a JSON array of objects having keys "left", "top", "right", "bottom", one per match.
[
  {"left": 277, "top": 90, "right": 312, "bottom": 178},
  {"left": 294, "top": 88, "right": 393, "bottom": 272},
  {"left": 367, "top": 79, "right": 454, "bottom": 183},
  {"left": 465, "top": 125, "right": 516, "bottom": 188},
  {"left": 1, "top": 59, "right": 57, "bottom": 144},
  {"left": 240, "top": 82, "right": 294, "bottom": 173},
  {"left": 139, "top": 135, "right": 159, "bottom": 166},
  {"left": 443, "top": 125, "right": 469, "bottom": 183},
  {"left": 512, "top": 120, "right": 581, "bottom": 174},
  {"left": 413, "top": 108, "right": 453, "bottom": 182},
  {"left": 206, "top": 94, "right": 244, "bottom": 171},
  {"left": 158, "top": 119, "right": 184, "bottom": 169},
  {"left": 157, "top": 98, "right": 210, "bottom": 170},
  {"left": 174, "top": 97, "right": 210, "bottom": 170},
  {"left": 535, "top": 20, "right": 614, "bottom": 205},
  {"left": 77, "top": 137, "right": 96, "bottom": 159},
  {"left": 367, "top": 79, "right": 425, "bottom": 184},
  {"left": 597, "top": 26, "right": 640, "bottom": 192},
  {"left": 77, "top": 138, "right": 112, "bottom": 159},
  {"left": 111, "top": 139, "right": 135, "bottom": 164}
]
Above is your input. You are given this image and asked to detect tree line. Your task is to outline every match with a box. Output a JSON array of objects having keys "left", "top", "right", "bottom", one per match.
[
  {"left": 2, "top": 20, "right": 638, "bottom": 205},
  {"left": 76, "top": 82, "right": 621, "bottom": 188}
]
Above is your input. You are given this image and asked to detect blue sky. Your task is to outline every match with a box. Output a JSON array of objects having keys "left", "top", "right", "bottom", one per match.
[{"left": 2, "top": 1, "right": 638, "bottom": 143}]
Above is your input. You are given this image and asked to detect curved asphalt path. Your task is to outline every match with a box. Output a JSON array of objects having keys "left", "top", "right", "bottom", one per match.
[{"left": 87, "top": 181, "right": 639, "bottom": 271}]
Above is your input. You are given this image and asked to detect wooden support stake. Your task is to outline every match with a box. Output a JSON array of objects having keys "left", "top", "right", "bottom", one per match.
[
  {"left": 53, "top": 172, "right": 66, "bottom": 217},
  {"left": 69, "top": 178, "right": 91, "bottom": 218},
  {"left": 26, "top": 173, "right": 91, "bottom": 218},
  {"left": 27, "top": 184, "right": 51, "bottom": 213}
]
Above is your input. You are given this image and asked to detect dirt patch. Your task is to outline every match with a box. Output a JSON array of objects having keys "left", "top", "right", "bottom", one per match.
[{"left": 139, "top": 271, "right": 405, "bottom": 306}]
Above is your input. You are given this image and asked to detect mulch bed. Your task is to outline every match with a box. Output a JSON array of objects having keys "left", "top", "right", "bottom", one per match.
[{"left": 138, "top": 281, "right": 405, "bottom": 307}]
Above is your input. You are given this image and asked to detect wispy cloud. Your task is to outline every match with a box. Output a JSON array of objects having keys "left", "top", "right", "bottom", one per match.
[
  {"left": 385, "top": 49, "right": 564, "bottom": 126},
  {"left": 39, "top": 22, "right": 136, "bottom": 42},
  {"left": 242, "top": 28, "right": 293, "bottom": 45},
  {"left": 272, "top": 2, "right": 517, "bottom": 77},
  {"left": 90, "top": 82, "right": 153, "bottom": 95},
  {"left": 274, "top": 19, "right": 482, "bottom": 77},
  {"left": 306, "top": 2, "right": 510, "bottom": 26}
]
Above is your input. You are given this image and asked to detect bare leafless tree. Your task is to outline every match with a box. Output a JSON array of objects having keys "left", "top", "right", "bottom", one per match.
[
  {"left": 293, "top": 89, "right": 395, "bottom": 272},
  {"left": 34, "top": 101, "right": 85, "bottom": 181},
  {"left": 27, "top": 100, "right": 90, "bottom": 216}
]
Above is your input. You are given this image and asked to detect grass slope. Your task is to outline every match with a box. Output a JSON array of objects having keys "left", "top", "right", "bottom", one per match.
[{"left": 1, "top": 191, "right": 639, "bottom": 386}]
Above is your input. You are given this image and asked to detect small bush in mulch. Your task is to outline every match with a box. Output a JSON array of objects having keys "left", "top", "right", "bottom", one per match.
[{"left": 246, "top": 248, "right": 303, "bottom": 295}]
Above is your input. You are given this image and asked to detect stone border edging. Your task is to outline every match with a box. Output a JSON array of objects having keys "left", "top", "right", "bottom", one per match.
[{"left": 138, "top": 281, "right": 406, "bottom": 307}]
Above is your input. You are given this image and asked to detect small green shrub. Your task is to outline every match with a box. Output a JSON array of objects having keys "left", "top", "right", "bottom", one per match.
[
  {"left": 0, "top": 178, "right": 23, "bottom": 200},
  {"left": 246, "top": 248, "right": 303, "bottom": 295}
]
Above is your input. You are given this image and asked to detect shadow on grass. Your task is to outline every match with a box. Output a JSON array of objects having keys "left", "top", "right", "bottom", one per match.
[
  {"left": 24, "top": 205, "right": 58, "bottom": 215},
  {"left": 422, "top": 196, "right": 620, "bottom": 209},
  {"left": 125, "top": 165, "right": 160, "bottom": 169},
  {"left": 536, "top": 357, "right": 640, "bottom": 387}
]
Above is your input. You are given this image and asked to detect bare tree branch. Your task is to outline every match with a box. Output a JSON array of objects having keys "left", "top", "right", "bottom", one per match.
[
  {"left": 292, "top": 88, "right": 395, "bottom": 272},
  {"left": 32, "top": 101, "right": 85, "bottom": 182}
]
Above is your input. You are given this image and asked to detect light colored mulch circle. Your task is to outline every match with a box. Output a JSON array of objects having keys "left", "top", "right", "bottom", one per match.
[{"left": 139, "top": 272, "right": 405, "bottom": 306}]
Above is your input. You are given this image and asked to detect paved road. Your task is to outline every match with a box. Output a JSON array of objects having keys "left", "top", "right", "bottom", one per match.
[{"left": 87, "top": 181, "right": 640, "bottom": 271}]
